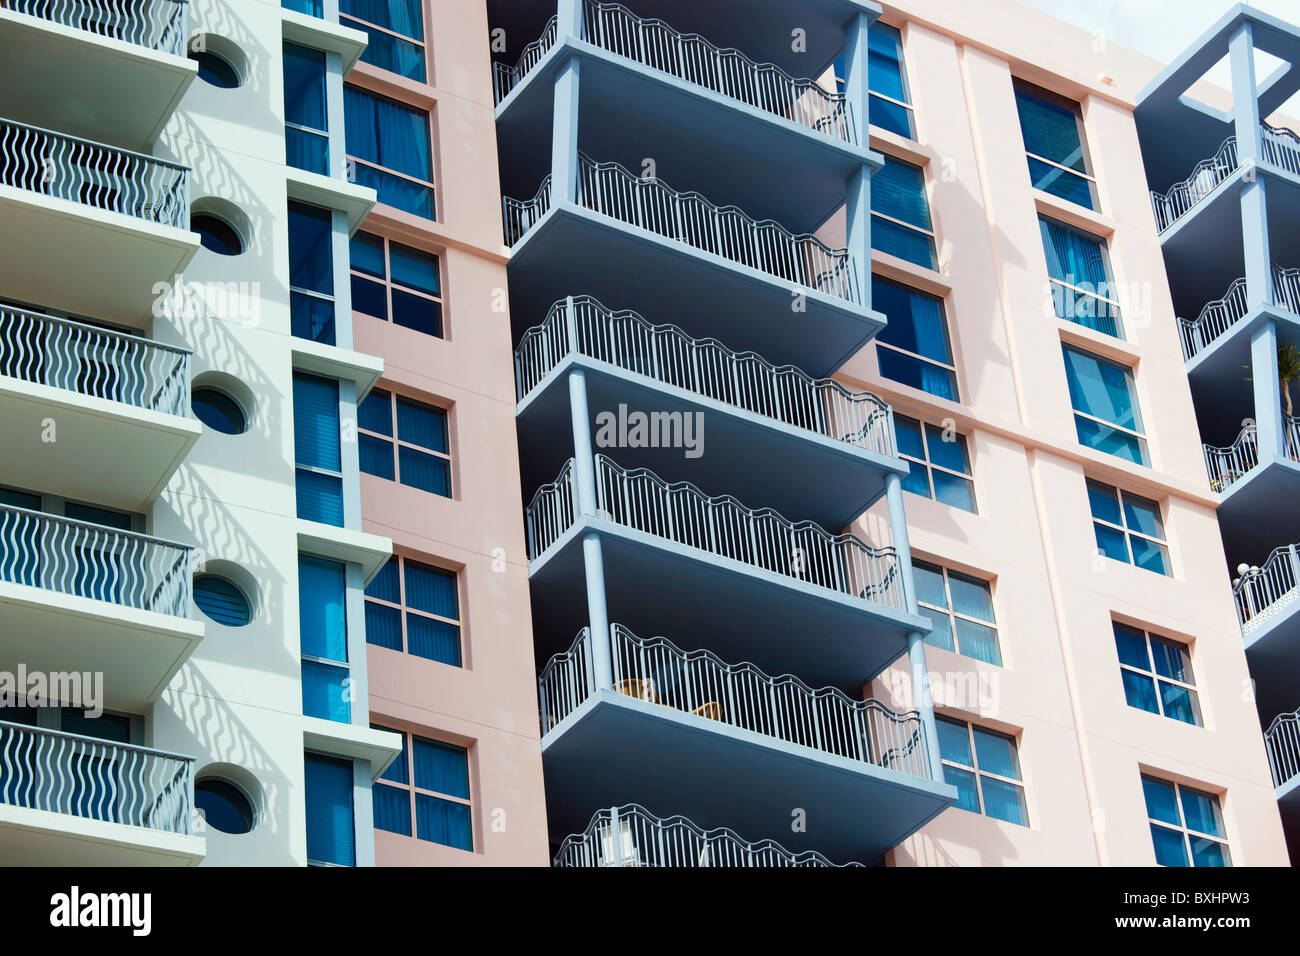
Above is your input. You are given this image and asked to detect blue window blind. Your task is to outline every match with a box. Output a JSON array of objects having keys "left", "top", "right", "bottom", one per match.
[
  {"left": 872, "top": 277, "right": 957, "bottom": 400},
  {"left": 344, "top": 86, "right": 435, "bottom": 219},
  {"left": 868, "top": 23, "right": 914, "bottom": 138},
  {"left": 937, "top": 716, "right": 1028, "bottom": 826},
  {"left": 341, "top": 0, "right": 426, "bottom": 82},
  {"left": 1087, "top": 479, "right": 1169, "bottom": 575},
  {"left": 915, "top": 561, "right": 1001, "bottom": 665},
  {"left": 413, "top": 737, "right": 471, "bottom": 850},
  {"left": 299, "top": 554, "right": 349, "bottom": 723},
  {"left": 373, "top": 726, "right": 411, "bottom": 834},
  {"left": 350, "top": 231, "right": 445, "bottom": 338},
  {"left": 1142, "top": 776, "right": 1230, "bottom": 867},
  {"left": 1014, "top": 81, "right": 1097, "bottom": 210},
  {"left": 364, "top": 556, "right": 402, "bottom": 650},
  {"left": 1039, "top": 216, "right": 1122, "bottom": 338},
  {"left": 872, "top": 155, "right": 936, "bottom": 269},
  {"left": 1062, "top": 347, "right": 1147, "bottom": 465},
  {"left": 288, "top": 202, "right": 336, "bottom": 345},
  {"left": 364, "top": 556, "right": 462, "bottom": 666},
  {"left": 304, "top": 753, "right": 355, "bottom": 866},
  {"left": 194, "top": 575, "right": 252, "bottom": 627},
  {"left": 283, "top": 43, "right": 328, "bottom": 175},
  {"left": 358, "top": 389, "right": 451, "bottom": 497},
  {"left": 293, "top": 373, "right": 344, "bottom": 526}
]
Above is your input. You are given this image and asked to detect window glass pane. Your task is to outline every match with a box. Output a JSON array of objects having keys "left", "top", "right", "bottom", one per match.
[
  {"left": 1160, "top": 683, "right": 1201, "bottom": 725},
  {"left": 867, "top": 23, "right": 908, "bottom": 104},
  {"left": 291, "top": 292, "right": 335, "bottom": 345},
  {"left": 1142, "top": 776, "right": 1182, "bottom": 827},
  {"left": 871, "top": 96, "right": 913, "bottom": 138},
  {"left": 360, "top": 435, "right": 396, "bottom": 480},
  {"left": 955, "top": 618, "right": 1001, "bottom": 666},
  {"left": 350, "top": 232, "right": 386, "bottom": 278},
  {"left": 936, "top": 717, "right": 972, "bottom": 766},
  {"left": 415, "top": 793, "right": 472, "bottom": 849},
  {"left": 365, "top": 556, "right": 400, "bottom": 602},
  {"left": 377, "top": 731, "right": 408, "bottom": 784},
  {"left": 1179, "top": 787, "right": 1225, "bottom": 838},
  {"left": 392, "top": 289, "right": 444, "bottom": 338},
  {"left": 873, "top": 278, "right": 953, "bottom": 365},
  {"left": 981, "top": 778, "right": 1029, "bottom": 826},
  {"left": 390, "top": 243, "right": 440, "bottom": 296},
  {"left": 349, "top": 22, "right": 426, "bottom": 80},
  {"left": 944, "top": 765, "right": 981, "bottom": 814},
  {"left": 973, "top": 727, "right": 1021, "bottom": 780},
  {"left": 902, "top": 459, "right": 931, "bottom": 497},
  {"left": 873, "top": 217, "right": 937, "bottom": 270},
  {"left": 407, "top": 615, "right": 461, "bottom": 666},
  {"left": 931, "top": 470, "right": 975, "bottom": 512},
  {"left": 302, "top": 660, "right": 350, "bottom": 722},
  {"left": 1122, "top": 493, "right": 1164, "bottom": 540},
  {"left": 61, "top": 709, "right": 131, "bottom": 742},
  {"left": 352, "top": 275, "right": 389, "bottom": 320},
  {"left": 283, "top": 43, "right": 327, "bottom": 131},
  {"left": 1150, "top": 823, "right": 1189, "bottom": 867},
  {"left": 924, "top": 616, "right": 955, "bottom": 653},
  {"left": 299, "top": 555, "right": 347, "bottom": 661},
  {"left": 1015, "top": 84, "right": 1088, "bottom": 172},
  {"left": 296, "top": 469, "right": 344, "bottom": 525},
  {"left": 364, "top": 602, "right": 402, "bottom": 650},
  {"left": 288, "top": 202, "right": 334, "bottom": 296},
  {"left": 1189, "top": 837, "right": 1231, "bottom": 867},
  {"left": 343, "top": 87, "right": 431, "bottom": 180},
  {"left": 913, "top": 561, "right": 948, "bottom": 608},
  {"left": 399, "top": 446, "right": 450, "bottom": 496},
  {"left": 926, "top": 426, "right": 969, "bottom": 474},
  {"left": 947, "top": 572, "right": 993, "bottom": 621},
  {"left": 1094, "top": 522, "right": 1129, "bottom": 562},
  {"left": 1039, "top": 217, "right": 1109, "bottom": 290},
  {"left": 293, "top": 374, "right": 341, "bottom": 471},
  {"left": 1121, "top": 669, "right": 1160, "bottom": 714},
  {"left": 894, "top": 414, "right": 925, "bottom": 459},
  {"left": 341, "top": 0, "right": 424, "bottom": 41},
  {"left": 373, "top": 784, "right": 412, "bottom": 835},
  {"left": 304, "top": 753, "right": 354, "bottom": 866},
  {"left": 877, "top": 347, "right": 957, "bottom": 400},
  {"left": 412, "top": 737, "right": 470, "bottom": 798},
  {"left": 1075, "top": 416, "right": 1146, "bottom": 465},
  {"left": 358, "top": 390, "right": 393, "bottom": 436},
  {"left": 1062, "top": 347, "right": 1140, "bottom": 433},
  {"left": 874, "top": 156, "right": 931, "bottom": 230},
  {"left": 1027, "top": 157, "right": 1096, "bottom": 209},
  {"left": 403, "top": 562, "right": 458, "bottom": 618},
  {"left": 1129, "top": 535, "right": 1169, "bottom": 575},
  {"left": 1086, "top": 479, "right": 1122, "bottom": 524},
  {"left": 1113, "top": 624, "right": 1150, "bottom": 670},
  {"left": 1149, "top": 636, "right": 1191, "bottom": 683},
  {"left": 396, "top": 398, "right": 447, "bottom": 453}
]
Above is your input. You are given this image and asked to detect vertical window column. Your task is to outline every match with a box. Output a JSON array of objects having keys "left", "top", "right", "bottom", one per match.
[
  {"left": 284, "top": 42, "right": 329, "bottom": 175},
  {"left": 299, "top": 554, "right": 350, "bottom": 723},
  {"left": 304, "top": 752, "right": 356, "bottom": 866},
  {"left": 293, "top": 372, "right": 344, "bottom": 525}
]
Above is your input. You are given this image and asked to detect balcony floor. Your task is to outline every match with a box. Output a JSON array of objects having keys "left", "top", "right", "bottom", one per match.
[
  {"left": 542, "top": 689, "right": 954, "bottom": 864},
  {"left": 508, "top": 202, "right": 883, "bottom": 378},
  {"left": 0, "top": 803, "right": 203, "bottom": 866},
  {"left": 529, "top": 515, "right": 929, "bottom": 693}
]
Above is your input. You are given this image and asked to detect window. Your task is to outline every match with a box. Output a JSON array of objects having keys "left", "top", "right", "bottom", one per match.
[
  {"left": 299, "top": 554, "right": 350, "bottom": 723},
  {"left": 193, "top": 575, "right": 252, "bottom": 627},
  {"left": 358, "top": 389, "right": 451, "bottom": 496},
  {"left": 350, "top": 231, "right": 443, "bottom": 338},
  {"left": 1062, "top": 346, "right": 1147, "bottom": 465},
  {"left": 872, "top": 277, "right": 957, "bottom": 400},
  {"left": 195, "top": 779, "right": 255, "bottom": 834},
  {"left": 192, "top": 213, "right": 243, "bottom": 256},
  {"left": 1039, "top": 216, "right": 1122, "bottom": 338},
  {"left": 283, "top": 43, "right": 328, "bottom": 175},
  {"left": 293, "top": 373, "right": 344, "bottom": 525},
  {"left": 1014, "top": 79, "right": 1098, "bottom": 210},
  {"left": 304, "top": 752, "right": 355, "bottom": 866},
  {"left": 288, "top": 201, "right": 336, "bottom": 344},
  {"left": 937, "top": 716, "right": 1028, "bottom": 826},
  {"left": 282, "top": 0, "right": 323, "bottom": 17},
  {"left": 192, "top": 50, "right": 239, "bottom": 89},
  {"left": 1142, "top": 776, "right": 1230, "bottom": 867},
  {"left": 915, "top": 562, "right": 1001, "bottom": 665},
  {"left": 344, "top": 86, "right": 435, "bottom": 219},
  {"left": 192, "top": 387, "right": 248, "bottom": 434},
  {"left": 868, "top": 22, "right": 914, "bottom": 138},
  {"left": 872, "top": 155, "right": 936, "bottom": 269},
  {"left": 1087, "top": 479, "right": 1170, "bottom": 575},
  {"left": 372, "top": 728, "right": 473, "bottom": 851},
  {"left": 341, "top": 0, "right": 426, "bottom": 82},
  {"left": 1114, "top": 623, "right": 1200, "bottom": 725},
  {"left": 896, "top": 414, "right": 975, "bottom": 512},
  {"left": 365, "top": 556, "right": 462, "bottom": 666}
]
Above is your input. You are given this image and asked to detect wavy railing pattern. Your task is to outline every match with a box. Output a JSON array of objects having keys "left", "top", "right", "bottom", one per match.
[
  {"left": 0, "top": 305, "right": 191, "bottom": 416},
  {"left": 553, "top": 803, "right": 860, "bottom": 867},
  {"left": 0, "top": 117, "right": 188, "bottom": 228},
  {"left": 0, "top": 504, "right": 192, "bottom": 616},
  {"left": 514, "top": 296, "right": 894, "bottom": 454},
  {"left": 1265, "top": 708, "right": 1300, "bottom": 790},
  {"left": 1262, "top": 123, "right": 1300, "bottom": 177},
  {"left": 1150, "top": 136, "right": 1238, "bottom": 233},
  {"left": 491, "top": 13, "right": 557, "bottom": 102},
  {"left": 7, "top": 0, "right": 188, "bottom": 56},
  {"left": 502, "top": 172, "right": 551, "bottom": 246},
  {"left": 1236, "top": 544, "right": 1300, "bottom": 634},
  {"left": 0, "top": 720, "right": 194, "bottom": 834},
  {"left": 1205, "top": 417, "right": 1300, "bottom": 493},
  {"left": 1179, "top": 265, "right": 1300, "bottom": 360},
  {"left": 524, "top": 459, "right": 576, "bottom": 559},
  {"left": 538, "top": 624, "right": 932, "bottom": 778}
]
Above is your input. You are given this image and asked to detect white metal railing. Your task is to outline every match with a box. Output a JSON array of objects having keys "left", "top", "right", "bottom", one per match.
[
  {"left": 1179, "top": 265, "right": 1300, "bottom": 360},
  {"left": 1150, "top": 136, "right": 1238, "bottom": 233},
  {"left": 1265, "top": 708, "right": 1300, "bottom": 790},
  {"left": 538, "top": 624, "right": 932, "bottom": 778},
  {"left": 1236, "top": 544, "right": 1300, "bottom": 634},
  {"left": 0, "top": 720, "right": 194, "bottom": 834},
  {"left": 492, "top": 13, "right": 557, "bottom": 102},
  {"left": 1262, "top": 122, "right": 1300, "bottom": 178},
  {"left": 7, "top": 0, "right": 188, "bottom": 56},
  {"left": 525, "top": 456, "right": 904, "bottom": 608},
  {"left": 502, "top": 155, "right": 859, "bottom": 302},
  {"left": 580, "top": 2, "right": 853, "bottom": 143},
  {"left": 514, "top": 296, "right": 894, "bottom": 454},
  {"left": 0, "top": 305, "right": 191, "bottom": 416},
  {"left": 553, "top": 803, "right": 861, "bottom": 867},
  {"left": 1204, "top": 417, "right": 1300, "bottom": 493},
  {"left": 0, "top": 117, "right": 188, "bottom": 228},
  {"left": 501, "top": 172, "right": 551, "bottom": 246},
  {"left": 0, "top": 504, "right": 192, "bottom": 617}
]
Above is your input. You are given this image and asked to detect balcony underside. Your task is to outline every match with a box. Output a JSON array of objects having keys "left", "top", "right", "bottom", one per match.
[
  {"left": 508, "top": 203, "right": 883, "bottom": 378},
  {"left": 1217, "top": 459, "right": 1300, "bottom": 564},
  {"left": 1244, "top": 599, "right": 1300, "bottom": 720},
  {"left": 0, "top": 378, "right": 200, "bottom": 510},
  {"left": 0, "top": 804, "right": 204, "bottom": 866},
  {"left": 0, "top": 187, "right": 198, "bottom": 327},
  {"left": 496, "top": 40, "right": 877, "bottom": 234},
  {"left": 0, "top": 582, "right": 204, "bottom": 711},
  {"left": 1187, "top": 304, "right": 1300, "bottom": 433},
  {"left": 541, "top": 690, "right": 953, "bottom": 864},
  {"left": 517, "top": 354, "right": 902, "bottom": 528},
  {"left": 529, "top": 517, "right": 927, "bottom": 693},
  {"left": 1160, "top": 164, "right": 1300, "bottom": 316},
  {"left": 0, "top": 11, "right": 195, "bottom": 151}
]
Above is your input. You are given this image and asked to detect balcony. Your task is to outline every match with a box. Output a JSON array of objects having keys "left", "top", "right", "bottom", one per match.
[
  {"left": 553, "top": 804, "right": 862, "bottom": 867},
  {"left": 0, "top": 0, "right": 195, "bottom": 151},
  {"left": 503, "top": 155, "right": 880, "bottom": 377},
  {"left": 525, "top": 456, "right": 928, "bottom": 690},
  {"left": 1236, "top": 544, "right": 1300, "bottom": 718},
  {"left": 514, "top": 296, "right": 904, "bottom": 528},
  {"left": 0, "top": 505, "right": 203, "bottom": 711},
  {"left": 1179, "top": 266, "right": 1300, "bottom": 378},
  {"left": 0, "top": 306, "right": 200, "bottom": 509},
  {"left": 492, "top": 1, "right": 874, "bottom": 231},
  {"left": 0, "top": 118, "right": 198, "bottom": 326},
  {"left": 1203, "top": 418, "right": 1300, "bottom": 556},
  {"left": 538, "top": 623, "right": 951, "bottom": 862},
  {"left": 1267, "top": 709, "right": 1300, "bottom": 813},
  {"left": 0, "top": 719, "right": 202, "bottom": 865}
]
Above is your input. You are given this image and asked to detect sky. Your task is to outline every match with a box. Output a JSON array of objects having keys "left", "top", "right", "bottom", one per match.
[{"left": 1016, "top": 0, "right": 1300, "bottom": 116}]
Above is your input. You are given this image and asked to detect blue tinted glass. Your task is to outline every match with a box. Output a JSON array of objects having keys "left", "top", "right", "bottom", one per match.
[
  {"left": 877, "top": 348, "right": 957, "bottom": 400},
  {"left": 364, "top": 602, "right": 402, "bottom": 650},
  {"left": 981, "top": 778, "right": 1028, "bottom": 826},
  {"left": 1142, "top": 776, "right": 1181, "bottom": 827},
  {"left": 303, "top": 753, "right": 354, "bottom": 866},
  {"left": 894, "top": 414, "right": 925, "bottom": 459},
  {"left": 1094, "top": 523, "right": 1129, "bottom": 562},
  {"left": 360, "top": 435, "right": 396, "bottom": 480},
  {"left": 902, "top": 458, "right": 931, "bottom": 497},
  {"left": 412, "top": 737, "right": 469, "bottom": 798},
  {"left": 936, "top": 717, "right": 972, "bottom": 765},
  {"left": 1129, "top": 534, "right": 1169, "bottom": 575},
  {"left": 392, "top": 289, "right": 443, "bottom": 337},
  {"left": 349, "top": 21, "right": 426, "bottom": 81},
  {"left": 932, "top": 470, "right": 975, "bottom": 512},
  {"left": 1149, "top": 637, "right": 1191, "bottom": 683},
  {"left": 390, "top": 243, "right": 440, "bottom": 296},
  {"left": 1160, "top": 683, "right": 1200, "bottom": 725},
  {"left": 302, "top": 660, "right": 350, "bottom": 722},
  {"left": 350, "top": 231, "right": 386, "bottom": 278},
  {"left": 1086, "top": 479, "right": 1121, "bottom": 524},
  {"left": 1074, "top": 416, "right": 1147, "bottom": 465},
  {"left": 873, "top": 277, "right": 953, "bottom": 365},
  {"left": 195, "top": 780, "right": 254, "bottom": 834},
  {"left": 296, "top": 469, "right": 344, "bottom": 525},
  {"left": 192, "top": 389, "right": 246, "bottom": 434},
  {"left": 1179, "top": 787, "right": 1225, "bottom": 838},
  {"left": 1151, "top": 824, "right": 1189, "bottom": 866},
  {"left": 377, "top": 731, "right": 408, "bottom": 783},
  {"left": 373, "top": 784, "right": 411, "bottom": 835},
  {"left": 283, "top": 43, "right": 326, "bottom": 132},
  {"left": 873, "top": 155, "right": 931, "bottom": 230},
  {"left": 924, "top": 616, "right": 955, "bottom": 653},
  {"left": 404, "top": 561, "right": 458, "bottom": 618},
  {"left": 396, "top": 398, "right": 446, "bottom": 452},
  {"left": 1015, "top": 84, "right": 1087, "bottom": 172},
  {"left": 1121, "top": 670, "right": 1160, "bottom": 714},
  {"left": 1190, "top": 837, "right": 1230, "bottom": 867},
  {"left": 416, "top": 794, "right": 472, "bottom": 849},
  {"left": 298, "top": 554, "right": 346, "bottom": 661},
  {"left": 925, "top": 425, "right": 968, "bottom": 473},
  {"left": 341, "top": 0, "right": 423, "bottom": 40},
  {"left": 399, "top": 447, "right": 450, "bottom": 496},
  {"left": 352, "top": 275, "right": 389, "bottom": 320},
  {"left": 867, "top": 23, "right": 908, "bottom": 103},
  {"left": 292, "top": 374, "right": 340, "bottom": 471},
  {"left": 873, "top": 217, "right": 937, "bottom": 269},
  {"left": 1028, "top": 157, "right": 1097, "bottom": 209},
  {"left": 291, "top": 291, "right": 335, "bottom": 345},
  {"left": 944, "top": 765, "right": 980, "bottom": 813},
  {"left": 194, "top": 576, "right": 251, "bottom": 626},
  {"left": 913, "top": 561, "right": 948, "bottom": 608},
  {"left": 288, "top": 202, "right": 333, "bottom": 296},
  {"left": 359, "top": 390, "right": 393, "bottom": 436},
  {"left": 1122, "top": 493, "right": 1163, "bottom": 539},
  {"left": 955, "top": 619, "right": 1001, "bottom": 665},
  {"left": 1113, "top": 624, "right": 1150, "bottom": 670},
  {"left": 407, "top": 616, "right": 461, "bottom": 665},
  {"left": 973, "top": 727, "right": 1021, "bottom": 780},
  {"left": 1062, "top": 347, "right": 1139, "bottom": 432},
  {"left": 365, "top": 556, "right": 400, "bottom": 602}
]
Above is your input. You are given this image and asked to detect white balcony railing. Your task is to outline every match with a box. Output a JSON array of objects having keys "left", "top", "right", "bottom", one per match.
[
  {"left": 7, "top": 0, "right": 188, "bottom": 56},
  {"left": 1204, "top": 417, "right": 1300, "bottom": 493},
  {"left": 0, "top": 720, "right": 194, "bottom": 834},
  {"left": 553, "top": 803, "right": 862, "bottom": 867},
  {"left": 1178, "top": 265, "right": 1300, "bottom": 361},
  {"left": 0, "top": 504, "right": 192, "bottom": 617},
  {"left": 0, "top": 305, "right": 191, "bottom": 417},
  {"left": 525, "top": 456, "right": 904, "bottom": 610},
  {"left": 0, "top": 117, "right": 188, "bottom": 228},
  {"left": 1236, "top": 544, "right": 1300, "bottom": 634},
  {"left": 1262, "top": 123, "right": 1300, "bottom": 178},
  {"left": 1265, "top": 708, "right": 1300, "bottom": 790},
  {"left": 491, "top": 13, "right": 557, "bottom": 102},
  {"left": 503, "top": 154, "right": 860, "bottom": 303},
  {"left": 538, "top": 624, "right": 932, "bottom": 778},
  {"left": 514, "top": 296, "right": 894, "bottom": 454}
]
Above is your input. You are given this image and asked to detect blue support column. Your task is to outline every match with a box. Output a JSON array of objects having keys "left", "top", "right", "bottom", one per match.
[
  {"left": 569, "top": 367, "right": 614, "bottom": 689},
  {"left": 842, "top": 12, "right": 873, "bottom": 302},
  {"left": 556, "top": 0, "right": 581, "bottom": 39},
  {"left": 1252, "top": 319, "right": 1283, "bottom": 465},
  {"left": 551, "top": 58, "right": 581, "bottom": 207},
  {"left": 842, "top": 11, "right": 872, "bottom": 147},
  {"left": 1229, "top": 22, "right": 1273, "bottom": 312}
]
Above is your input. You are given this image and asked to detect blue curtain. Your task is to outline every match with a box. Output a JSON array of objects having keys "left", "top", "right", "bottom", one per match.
[
  {"left": 304, "top": 754, "right": 355, "bottom": 865},
  {"left": 293, "top": 374, "right": 341, "bottom": 471},
  {"left": 373, "top": 784, "right": 411, "bottom": 835},
  {"left": 416, "top": 794, "right": 472, "bottom": 849},
  {"left": 359, "top": 389, "right": 393, "bottom": 436},
  {"left": 364, "top": 602, "right": 402, "bottom": 650},
  {"left": 365, "top": 556, "right": 400, "bottom": 601},
  {"left": 342, "top": 0, "right": 423, "bottom": 40},
  {"left": 407, "top": 615, "right": 461, "bottom": 665},
  {"left": 413, "top": 736, "right": 469, "bottom": 797},
  {"left": 404, "top": 561, "right": 457, "bottom": 618},
  {"left": 344, "top": 87, "right": 434, "bottom": 217},
  {"left": 872, "top": 156, "right": 935, "bottom": 268},
  {"left": 396, "top": 398, "right": 446, "bottom": 453}
]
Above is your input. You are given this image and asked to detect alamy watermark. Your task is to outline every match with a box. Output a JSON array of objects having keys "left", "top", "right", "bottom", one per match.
[
  {"left": 595, "top": 404, "right": 704, "bottom": 459},
  {"left": 0, "top": 666, "right": 103, "bottom": 717}
]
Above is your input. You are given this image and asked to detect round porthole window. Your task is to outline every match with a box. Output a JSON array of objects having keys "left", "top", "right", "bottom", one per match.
[
  {"left": 195, "top": 778, "right": 256, "bottom": 834},
  {"left": 190, "top": 49, "right": 240, "bottom": 88},
  {"left": 192, "top": 213, "right": 244, "bottom": 256},
  {"left": 192, "top": 387, "right": 248, "bottom": 434},
  {"left": 193, "top": 574, "right": 252, "bottom": 627}
]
